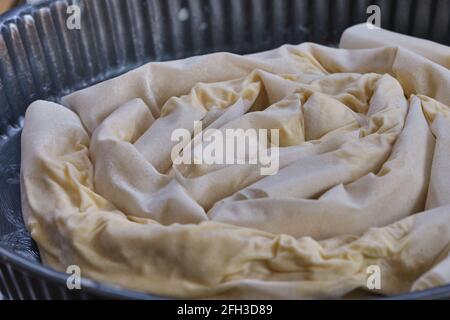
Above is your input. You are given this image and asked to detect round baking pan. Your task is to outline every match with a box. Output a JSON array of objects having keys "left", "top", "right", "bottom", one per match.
[{"left": 1, "top": 0, "right": 450, "bottom": 300}]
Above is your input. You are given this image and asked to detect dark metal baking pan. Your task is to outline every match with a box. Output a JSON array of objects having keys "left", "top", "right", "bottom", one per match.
[{"left": 1, "top": 0, "right": 450, "bottom": 300}]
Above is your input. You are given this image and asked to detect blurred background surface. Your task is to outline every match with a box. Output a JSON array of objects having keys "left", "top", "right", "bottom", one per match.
[{"left": 0, "top": 0, "right": 21, "bottom": 14}]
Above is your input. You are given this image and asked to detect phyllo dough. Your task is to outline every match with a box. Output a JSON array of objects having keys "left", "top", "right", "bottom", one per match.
[{"left": 21, "top": 24, "right": 450, "bottom": 298}]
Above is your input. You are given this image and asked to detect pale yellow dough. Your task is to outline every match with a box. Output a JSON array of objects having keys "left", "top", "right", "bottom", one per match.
[{"left": 20, "top": 24, "right": 450, "bottom": 298}]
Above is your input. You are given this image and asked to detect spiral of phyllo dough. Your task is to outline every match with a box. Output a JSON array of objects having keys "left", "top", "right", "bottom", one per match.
[{"left": 21, "top": 25, "right": 450, "bottom": 298}]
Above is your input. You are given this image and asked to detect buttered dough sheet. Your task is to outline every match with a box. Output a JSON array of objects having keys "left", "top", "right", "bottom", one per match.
[{"left": 20, "top": 24, "right": 450, "bottom": 298}]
